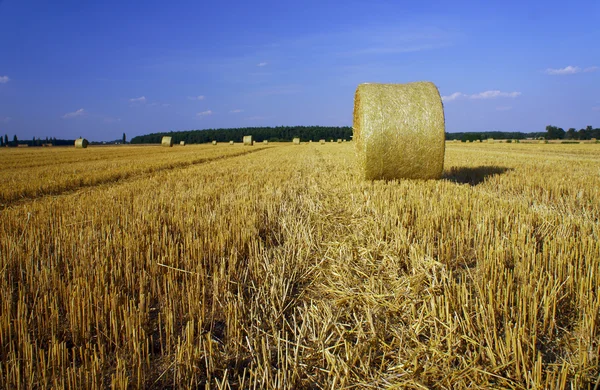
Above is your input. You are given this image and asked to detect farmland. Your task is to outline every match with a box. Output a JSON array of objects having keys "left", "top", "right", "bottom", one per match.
[{"left": 0, "top": 142, "right": 599, "bottom": 388}]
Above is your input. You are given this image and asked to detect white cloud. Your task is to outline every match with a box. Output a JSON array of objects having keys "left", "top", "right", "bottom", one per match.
[
  {"left": 442, "top": 90, "right": 521, "bottom": 102},
  {"left": 544, "top": 65, "right": 597, "bottom": 75},
  {"left": 257, "top": 62, "right": 268, "bottom": 67},
  {"left": 196, "top": 110, "right": 212, "bottom": 117},
  {"left": 62, "top": 108, "right": 85, "bottom": 118},
  {"left": 188, "top": 95, "right": 205, "bottom": 100},
  {"left": 441, "top": 92, "right": 465, "bottom": 102},
  {"left": 470, "top": 90, "right": 521, "bottom": 99},
  {"left": 229, "top": 109, "right": 244, "bottom": 113},
  {"left": 129, "top": 96, "right": 146, "bottom": 103},
  {"left": 0, "top": 76, "right": 9, "bottom": 84},
  {"left": 496, "top": 106, "right": 512, "bottom": 111},
  {"left": 1, "top": 116, "right": 11, "bottom": 123}
]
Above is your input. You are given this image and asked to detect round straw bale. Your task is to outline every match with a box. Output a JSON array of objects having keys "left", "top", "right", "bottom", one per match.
[
  {"left": 319, "top": 139, "right": 325, "bottom": 144},
  {"left": 243, "top": 135, "right": 253, "bottom": 146},
  {"left": 293, "top": 137, "right": 300, "bottom": 144},
  {"left": 74, "top": 138, "right": 89, "bottom": 148},
  {"left": 180, "top": 141, "right": 186, "bottom": 146},
  {"left": 230, "top": 140, "right": 234, "bottom": 145},
  {"left": 161, "top": 136, "right": 173, "bottom": 147},
  {"left": 263, "top": 140, "right": 268, "bottom": 144},
  {"left": 353, "top": 82, "right": 445, "bottom": 180},
  {"left": 212, "top": 140, "right": 217, "bottom": 145},
  {"left": 337, "top": 139, "right": 342, "bottom": 143}
]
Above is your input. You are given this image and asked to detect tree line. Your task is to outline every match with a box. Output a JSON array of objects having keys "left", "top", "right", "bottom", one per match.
[
  {"left": 130, "top": 126, "right": 353, "bottom": 144},
  {"left": 544, "top": 125, "right": 600, "bottom": 140}
]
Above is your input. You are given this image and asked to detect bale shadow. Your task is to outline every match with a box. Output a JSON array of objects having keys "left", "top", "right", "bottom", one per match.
[{"left": 443, "top": 166, "right": 512, "bottom": 186}]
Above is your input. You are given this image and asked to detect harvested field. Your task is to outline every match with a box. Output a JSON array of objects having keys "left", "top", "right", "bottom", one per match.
[{"left": 0, "top": 142, "right": 598, "bottom": 388}]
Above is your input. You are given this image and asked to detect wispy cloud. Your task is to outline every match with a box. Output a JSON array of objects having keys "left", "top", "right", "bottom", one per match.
[
  {"left": 62, "top": 108, "right": 85, "bottom": 118},
  {"left": 593, "top": 106, "right": 600, "bottom": 112},
  {"left": 545, "top": 65, "right": 598, "bottom": 75},
  {"left": 496, "top": 106, "right": 512, "bottom": 111},
  {"left": 229, "top": 109, "right": 244, "bottom": 113},
  {"left": 188, "top": 95, "right": 205, "bottom": 100},
  {"left": 441, "top": 92, "right": 464, "bottom": 102},
  {"left": 0, "top": 76, "right": 9, "bottom": 84},
  {"left": 245, "top": 115, "right": 269, "bottom": 121},
  {"left": 196, "top": 110, "right": 212, "bottom": 117},
  {"left": 129, "top": 96, "right": 146, "bottom": 103},
  {"left": 257, "top": 62, "right": 268, "bottom": 67},
  {"left": 442, "top": 90, "right": 521, "bottom": 102},
  {"left": 471, "top": 90, "right": 521, "bottom": 99}
]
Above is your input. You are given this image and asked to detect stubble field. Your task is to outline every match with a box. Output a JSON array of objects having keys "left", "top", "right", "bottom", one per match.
[{"left": 0, "top": 142, "right": 598, "bottom": 389}]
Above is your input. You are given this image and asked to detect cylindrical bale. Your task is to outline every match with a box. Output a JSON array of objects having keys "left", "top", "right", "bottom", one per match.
[
  {"left": 161, "top": 136, "right": 173, "bottom": 147},
  {"left": 337, "top": 139, "right": 342, "bottom": 143},
  {"left": 353, "top": 82, "right": 445, "bottom": 180},
  {"left": 229, "top": 140, "right": 234, "bottom": 145},
  {"left": 74, "top": 138, "right": 89, "bottom": 148},
  {"left": 180, "top": 141, "right": 186, "bottom": 146},
  {"left": 319, "top": 139, "right": 325, "bottom": 144},
  {"left": 293, "top": 138, "right": 300, "bottom": 145},
  {"left": 263, "top": 140, "right": 268, "bottom": 144},
  {"left": 243, "top": 135, "right": 253, "bottom": 146},
  {"left": 212, "top": 140, "right": 217, "bottom": 145}
]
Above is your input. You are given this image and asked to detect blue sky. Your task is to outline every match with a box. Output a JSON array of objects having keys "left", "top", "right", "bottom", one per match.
[{"left": 0, "top": 0, "right": 599, "bottom": 141}]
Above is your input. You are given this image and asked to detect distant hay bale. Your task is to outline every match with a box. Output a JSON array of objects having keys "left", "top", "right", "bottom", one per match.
[
  {"left": 353, "top": 82, "right": 445, "bottom": 180},
  {"left": 75, "top": 138, "right": 89, "bottom": 148},
  {"left": 488, "top": 138, "right": 494, "bottom": 144},
  {"left": 293, "top": 138, "right": 300, "bottom": 145},
  {"left": 330, "top": 139, "right": 334, "bottom": 143},
  {"left": 243, "top": 135, "right": 253, "bottom": 146},
  {"left": 212, "top": 140, "right": 217, "bottom": 145},
  {"left": 320, "top": 139, "right": 325, "bottom": 144},
  {"left": 343, "top": 139, "right": 347, "bottom": 142},
  {"left": 309, "top": 140, "right": 313, "bottom": 143},
  {"left": 263, "top": 140, "right": 268, "bottom": 144},
  {"left": 180, "top": 141, "right": 185, "bottom": 146},
  {"left": 229, "top": 140, "right": 234, "bottom": 145},
  {"left": 337, "top": 139, "right": 342, "bottom": 143},
  {"left": 161, "top": 136, "right": 173, "bottom": 147}
]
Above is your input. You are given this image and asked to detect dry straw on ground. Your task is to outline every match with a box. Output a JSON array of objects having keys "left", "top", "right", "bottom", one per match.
[
  {"left": 161, "top": 136, "right": 173, "bottom": 147},
  {"left": 243, "top": 135, "right": 253, "bottom": 146},
  {"left": 180, "top": 141, "right": 185, "bottom": 146},
  {"left": 353, "top": 82, "right": 445, "bottom": 180},
  {"left": 74, "top": 138, "right": 89, "bottom": 148},
  {"left": 293, "top": 138, "right": 300, "bottom": 145}
]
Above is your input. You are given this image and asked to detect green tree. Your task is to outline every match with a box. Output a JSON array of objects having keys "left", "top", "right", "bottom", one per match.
[
  {"left": 566, "top": 128, "right": 577, "bottom": 139},
  {"left": 4, "top": 134, "right": 7, "bottom": 145},
  {"left": 122, "top": 133, "right": 126, "bottom": 144},
  {"left": 545, "top": 125, "right": 565, "bottom": 140},
  {"left": 13, "top": 134, "right": 18, "bottom": 146}
]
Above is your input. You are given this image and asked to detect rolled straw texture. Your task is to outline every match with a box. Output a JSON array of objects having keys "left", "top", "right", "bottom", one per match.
[
  {"left": 74, "top": 138, "right": 89, "bottom": 148},
  {"left": 353, "top": 82, "right": 445, "bottom": 180},
  {"left": 243, "top": 136, "right": 253, "bottom": 146},
  {"left": 161, "top": 136, "right": 173, "bottom": 147}
]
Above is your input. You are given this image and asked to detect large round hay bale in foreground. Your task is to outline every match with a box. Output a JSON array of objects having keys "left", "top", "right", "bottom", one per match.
[
  {"left": 353, "top": 82, "right": 445, "bottom": 180},
  {"left": 74, "top": 138, "right": 89, "bottom": 148},
  {"left": 161, "top": 136, "right": 173, "bottom": 147},
  {"left": 243, "top": 135, "right": 253, "bottom": 146}
]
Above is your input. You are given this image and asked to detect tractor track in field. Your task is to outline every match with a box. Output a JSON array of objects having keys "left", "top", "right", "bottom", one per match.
[{"left": 0, "top": 147, "right": 272, "bottom": 211}]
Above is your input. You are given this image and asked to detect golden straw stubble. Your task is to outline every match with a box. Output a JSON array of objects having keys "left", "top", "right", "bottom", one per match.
[{"left": 353, "top": 82, "right": 445, "bottom": 180}]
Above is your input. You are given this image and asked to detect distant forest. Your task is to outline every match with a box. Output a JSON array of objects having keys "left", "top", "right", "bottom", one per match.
[
  {"left": 130, "top": 125, "right": 599, "bottom": 145},
  {"left": 130, "top": 126, "right": 353, "bottom": 144},
  {"left": 2, "top": 124, "right": 598, "bottom": 147}
]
